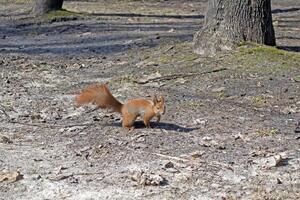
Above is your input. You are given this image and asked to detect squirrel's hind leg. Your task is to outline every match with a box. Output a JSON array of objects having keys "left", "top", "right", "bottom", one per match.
[{"left": 122, "top": 113, "right": 136, "bottom": 131}]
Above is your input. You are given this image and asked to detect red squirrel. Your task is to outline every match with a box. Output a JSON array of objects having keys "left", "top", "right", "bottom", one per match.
[{"left": 75, "top": 84, "right": 165, "bottom": 130}]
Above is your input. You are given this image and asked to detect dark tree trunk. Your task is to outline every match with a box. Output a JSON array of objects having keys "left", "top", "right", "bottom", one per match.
[
  {"left": 194, "top": 0, "right": 276, "bottom": 56},
  {"left": 32, "top": 0, "right": 64, "bottom": 15}
]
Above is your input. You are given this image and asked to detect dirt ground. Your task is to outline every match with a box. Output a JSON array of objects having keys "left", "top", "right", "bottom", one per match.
[{"left": 0, "top": 0, "right": 300, "bottom": 199}]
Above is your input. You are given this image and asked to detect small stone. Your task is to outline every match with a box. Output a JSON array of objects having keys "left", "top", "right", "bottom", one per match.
[
  {"left": 0, "top": 136, "right": 13, "bottom": 144},
  {"left": 202, "top": 136, "right": 212, "bottom": 141},
  {"left": 32, "top": 174, "right": 42, "bottom": 180},
  {"left": 189, "top": 151, "right": 205, "bottom": 159},
  {"left": 295, "top": 122, "right": 300, "bottom": 133},
  {"left": 164, "top": 161, "right": 174, "bottom": 169},
  {"left": 130, "top": 170, "right": 166, "bottom": 186},
  {"left": 201, "top": 142, "right": 211, "bottom": 147},
  {"left": 165, "top": 168, "right": 179, "bottom": 173},
  {"left": 212, "top": 87, "right": 226, "bottom": 93},
  {"left": 253, "top": 154, "right": 284, "bottom": 168},
  {"left": 234, "top": 133, "right": 244, "bottom": 140},
  {"left": 193, "top": 118, "right": 207, "bottom": 126},
  {"left": 217, "top": 145, "right": 226, "bottom": 150},
  {"left": 174, "top": 172, "right": 192, "bottom": 182},
  {"left": 282, "top": 106, "right": 297, "bottom": 115},
  {"left": 185, "top": 165, "right": 197, "bottom": 171}
]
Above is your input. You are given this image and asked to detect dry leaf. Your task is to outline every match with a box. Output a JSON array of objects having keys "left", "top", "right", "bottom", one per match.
[
  {"left": 0, "top": 171, "right": 23, "bottom": 183},
  {"left": 130, "top": 170, "right": 166, "bottom": 186}
]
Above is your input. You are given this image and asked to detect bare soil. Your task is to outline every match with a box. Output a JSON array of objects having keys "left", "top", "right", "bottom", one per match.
[{"left": 0, "top": 1, "right": 300, "bottom": 199}]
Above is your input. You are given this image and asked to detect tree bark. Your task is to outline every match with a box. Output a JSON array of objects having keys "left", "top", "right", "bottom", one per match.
[
  {"left": 32, "top": 0, "right": 64, "bottom": 15},
  {"left": 194, "top": 0, "right": 276, "bottom": 56}
]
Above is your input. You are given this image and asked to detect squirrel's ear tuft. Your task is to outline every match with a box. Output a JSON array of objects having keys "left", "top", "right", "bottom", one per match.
[{"left": 153, "top": 95, "right": 158, "bottom": 104}]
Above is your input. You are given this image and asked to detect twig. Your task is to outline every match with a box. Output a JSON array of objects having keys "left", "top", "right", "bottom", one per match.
[
  {"left": 153, "top": 153, "right": 190, "bottom": 162},
  {"left": 210, "top": 161, "right": 234, "bottom": 171},
  {"left": 0, "top": 105, "right": 11, "bottom": 121},
  {"left": 86, "top": 106, "right": 100, "bottom": 113},
  {"left": 47, "top": 172, "right": 103, "bottom": 181},
  {"left": 163, "top": 45, "right": 175, "bottom": 53},
  {"left": 73, "top": 172, "right": 104, "bottom": 176},
  {"left": 135, "top": 67, "right": 227, "bottom": 84}
]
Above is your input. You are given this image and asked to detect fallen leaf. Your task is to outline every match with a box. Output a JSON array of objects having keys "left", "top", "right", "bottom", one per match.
[
  {"left": 253, "top": 154, "right": 284, "bottom": 168},
  {"left": 0, "top": 136, "right": 13, "bottom": 144},
  {"left": 130, "top": 170, "right": 166, "bottom": 186},
  {"left": 0, "top": 171, "right": 23, "bottom": 183},
  {"left": 136, "top": 72, "right": 162, "bottom": 84}
]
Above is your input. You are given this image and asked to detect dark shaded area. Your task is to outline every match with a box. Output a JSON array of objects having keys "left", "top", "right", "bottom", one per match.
[
  {"left": 0, "top": 18, "right": 200, "bottom": 56},
  {"left": 89, "top": 12, "right": 204, "bottom": 19},
  {"left": 0, "top": 33, "right": 193, "bottom": 55},
  {"left": 33, "top": 0, "right": 64, "bottom": 15},
  {"left": 277, "top": 158, "right": 292, "bottom": 167},
  {"left": 272, "top": 7, "right": 300, "bottom": 14},
  {"left": 1, "top": 21, "right": 199, "bottom": 38},
  {"left": 108, "top": 121, "right": 200, "bottom": 133},
  {"left": 277, "top": 46, "right": 300, "bottom": 52},
  {"left": 295, "top": 121, "right": 300, "bottom": 133},
  {"left": 277, "top": 36, "right": 300, "bottom": 40}
]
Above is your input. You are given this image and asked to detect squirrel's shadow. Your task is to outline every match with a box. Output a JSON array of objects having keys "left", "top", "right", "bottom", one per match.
[{"left": 107, "top": 121, "right": 199, "bottom": 133}]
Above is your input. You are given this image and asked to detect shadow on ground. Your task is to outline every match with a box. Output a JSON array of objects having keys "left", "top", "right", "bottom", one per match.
[
  {"left": 278, "top": 46, "right": 300, "bottom": 52},
  {"left": 272, "top": 7, "right": 300, "bottom": 14},
  {"left": 107, "top": 121, "right": 200, "bottom": 133},
  {"left": 90, "top": 12, "right": 204, "bottom": 19},
  {"left": 0, "top": 17, "right": 201, "bottom": 56}
]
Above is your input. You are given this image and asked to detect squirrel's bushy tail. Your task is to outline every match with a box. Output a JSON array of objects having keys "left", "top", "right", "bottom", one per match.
[{"left": 75, "top": 84, "right": 123, "bottom": 113}]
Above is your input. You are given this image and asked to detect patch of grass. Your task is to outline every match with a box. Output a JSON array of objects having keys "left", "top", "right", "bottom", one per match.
[
  {"left": 183, "top": 100, "right": 205, "bottom": 110},
  {"left": 156, "top": 42, "right": 198, "bottom": 65},
  {"left": 44, "top": 9, "right": 83, "bottom": 21},
  {"left": 158, "top": 54, "right": 174, "bottom": 64},
  {"left": 109, "top": 75, "right": 137, "bottom": 84},
  {"left": 294, "top": 75, "right": 300, "bottom": 82},
  {"left": 35, "top": 63, "right": 50, "bottom": 72},
  {"left": 181, "top": 53, "right": 199, "bottom": 62},
  {"left": 237, "top": 41, "right": 250, "bottom": 47},
  {"left": 250, "top": 95, "right": 269, "bottom": 107},
  {"left": 236, "top": 44, "right": 300, "bottom": 73},
  {"left": 256, "top": 128, "right": 280, "bottom": 137},
  {"left": 240, "top": 45, "right": 292, "bottom": 59},
  {"left": 215, "top": 90, "right": 230, "bottom": 99}
]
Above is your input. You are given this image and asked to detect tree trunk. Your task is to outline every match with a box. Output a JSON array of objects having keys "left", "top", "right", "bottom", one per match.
[
  {"left": 194, "top": 0, "right": 276, "bottom": 56},
  {"left": 32, "top": 0, "right": 64, "bottom": 15}
]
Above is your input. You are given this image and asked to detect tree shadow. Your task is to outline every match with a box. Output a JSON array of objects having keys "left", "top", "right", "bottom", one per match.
[
  {"left": 277, "top": 46, "right": 300, "bottom": 52},
  {"left": 0, "top": 11, "right": 202, "bottom": 56},
  {"left": 272, "top": 7, "right": 300, "bottom": 14},
  {"left": 89, "top": 12, "right": 204, "bottom": 19},
  {"left": 0, "top": 33, "right": 194, "bottom": 55},
  {"left": 108, "top": 121, "right": 200, "bottom": 133}
]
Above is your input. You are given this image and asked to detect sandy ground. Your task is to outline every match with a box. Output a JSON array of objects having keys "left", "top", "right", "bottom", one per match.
[{"left": 0, "top": 1, "right": 300, "bottom": 199}]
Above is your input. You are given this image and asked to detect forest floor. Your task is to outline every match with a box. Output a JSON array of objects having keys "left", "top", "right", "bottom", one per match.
[{"left": 0, "top": 0, "right": 300, "bottom": 199}]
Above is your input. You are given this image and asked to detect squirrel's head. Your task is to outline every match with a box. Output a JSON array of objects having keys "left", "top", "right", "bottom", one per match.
[{"left": 153, "top": 95, "right": 166, "bottom": 115}]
